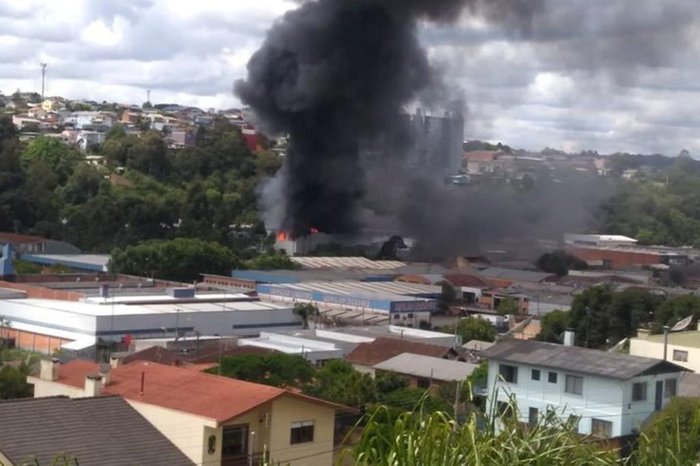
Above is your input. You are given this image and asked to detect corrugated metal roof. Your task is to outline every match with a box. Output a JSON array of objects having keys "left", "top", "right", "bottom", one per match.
[
  {"left": 374, "top": 353, "right": 477, "bottom": 381},
  {"left": 291, "top": 257, "right": 405, "bottom": 270},
  {"left": 482, "top": 339, "right": 686, "bottom": 380}
]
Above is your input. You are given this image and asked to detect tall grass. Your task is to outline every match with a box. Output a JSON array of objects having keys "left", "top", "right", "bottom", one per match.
[{"left": 344, "top": 396, "right": 618, "bottom": 466}]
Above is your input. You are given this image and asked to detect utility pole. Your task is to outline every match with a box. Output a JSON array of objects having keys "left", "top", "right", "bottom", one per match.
[
  {"left": 146, "top": 89, "right": 151, "bottom": 104},
  {"left": 40, "top": 63, "right": 48, "bottom": 100}
]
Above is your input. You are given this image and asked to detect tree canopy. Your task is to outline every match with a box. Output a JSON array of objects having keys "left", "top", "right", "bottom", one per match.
[{"left": 109, "top": 237, "right": 239, "bottom": 282}]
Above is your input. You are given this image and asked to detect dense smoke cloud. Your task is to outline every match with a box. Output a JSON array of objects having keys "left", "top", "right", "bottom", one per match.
[{"left": 236, "top": 0, "right": 541, "bottom": 237}]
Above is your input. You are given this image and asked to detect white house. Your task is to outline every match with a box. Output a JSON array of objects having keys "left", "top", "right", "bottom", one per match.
[
  {"left": 630, "top": 327, "right": 700, "bottom": 374},
  {"left": 483, "top": 336, "right": 685, "bottom": 438}
]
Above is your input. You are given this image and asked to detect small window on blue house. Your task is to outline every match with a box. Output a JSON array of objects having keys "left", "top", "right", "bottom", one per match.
[
  {"left": 548, "top": 372, "right": 558, "bottom": 384},
  {"left": 531, "top": 369, "right": 540, "bottom": 381}
]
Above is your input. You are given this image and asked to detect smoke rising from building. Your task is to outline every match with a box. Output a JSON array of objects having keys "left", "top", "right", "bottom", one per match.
[{"left": 235, "top": 0, "right": 541, "bottom": 238}]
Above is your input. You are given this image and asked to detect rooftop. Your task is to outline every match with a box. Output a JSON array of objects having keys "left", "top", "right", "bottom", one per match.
[
  {"left": 482, "top": 339, "right": 686, "bottom": 380},
  {"left": 20, "top": 254, "right": 110, "bottom": 272},
  {"left": 637, "top": 330, "right": 700, "bottom": 349},
  {"left": 290, "top": 256, "right": 406, "bottom": 270},
  {"left": 373, "top": 353, "right": 477, "bottom": 381},
  {"left": 49, "top": 360, "right": 346, "bottom": 422},
  {"left": 345, "top": 336, "right": 456, "bottom": 367},
  {"left": 0, "top": 396, "right": 193, "bottom": 466}
]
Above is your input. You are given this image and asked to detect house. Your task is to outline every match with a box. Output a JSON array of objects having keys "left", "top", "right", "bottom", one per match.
[
  {"left": 630, "top": 326, "right": 700, "bottom": 373},
  {"left": 0, "top": 395, "right": 193, "bottom": 466},
  {"left": 29, "top": 359, "right": 349, "bottom": 466},
  {"left": 483, "top": 337, "right": 685, "bottom": 438},
  {"left": 373, "top": 353, "right": 477, "bottom": 390},
  {"left": 344, "top": 336, "right": 462, "bottom": 375}
]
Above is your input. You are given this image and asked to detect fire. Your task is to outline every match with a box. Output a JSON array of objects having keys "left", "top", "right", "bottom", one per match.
[
  {"left": 310, "top": 227, "right": 319, "bottom": 234},
  {"left": 277, "top": 231, "right": 289, "bottom": 241}
]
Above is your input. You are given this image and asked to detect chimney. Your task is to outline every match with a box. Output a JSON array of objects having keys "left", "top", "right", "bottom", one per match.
[
  {"left": 84, "top": 374, "right": 102, "bottom": 397},
  {"left": 99, "top": 363, "right": 111, "bottom": 386},
  {"left": 563, "top": 329, "right": 575, "bottom": 347},
  {"left": 40, "top": 358, "right": 59, "bottom": 381}
]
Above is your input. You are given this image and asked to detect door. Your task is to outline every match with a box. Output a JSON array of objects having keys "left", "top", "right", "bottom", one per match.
[
  {"left": 654, "top": 381, "right": 663, "bottom": 411},
  {"left": 222, "top": 424, "right": 249, "bottom": 466}
]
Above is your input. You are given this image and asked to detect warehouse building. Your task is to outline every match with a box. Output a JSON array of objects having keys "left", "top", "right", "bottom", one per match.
[
  {"left": 256, "top": 280, "right": 440, "bottom": 326},
  {"left": 0, "top": 288, "right": 301, "bottom": 355}
]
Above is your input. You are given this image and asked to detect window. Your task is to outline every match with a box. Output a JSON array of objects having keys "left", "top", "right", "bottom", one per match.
[
  {"left": 665, "top": 378, "right": 677, "bottom": 398},
  {"left": 222, "top": 425, "right": 248, "bottom": 457},
  {"left": 528, "top": 407, "right": 538, "bottom": 426},
  {"left": 673, "top": 350, "right": 688, "bottom": 362},
  {"left": 565, "top": 375, "right": 583, "bottom": 395},
  {"left": 591, "top": 418, "right": 613, "bottom": 438},
  {"left": 290, "top": 421, "right": 314, "bottom": 444},
  {"left": 548, "top": 372, "right": 558, "bottom": 384},
  {"left": 531, "top": 369, "right": 541, "bottom": 381},
  {"left": 632, "top": 382, "right": 647, "bottom": 401},
  {"left": 499, "top": 364, "right": 518, "bottom": 383}
]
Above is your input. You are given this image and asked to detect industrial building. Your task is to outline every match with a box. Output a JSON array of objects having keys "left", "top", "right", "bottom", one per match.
[
  {"left": 0, "top": 286, "right": 301, "bottom": 355},
  {"left": 19, "top": 254, "right": 110, "bottom": 272},
  {"left": 256, "top": 280, "right": 441, "bottom": 326}
]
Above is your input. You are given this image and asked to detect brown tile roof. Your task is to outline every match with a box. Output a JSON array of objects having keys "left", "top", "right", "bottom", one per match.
[
  {"left": 0, "top": 396, "right": 193, "bottom": 466},
  {"left": 463, "top": 150, "right": 500, "bottom": 162},
  {"left": 443, "top": 273, "right": 493, "bottom": 288},
  {"left": 121, "top": 342, "right": 274, "bottom": 366},
  {"left": 0, "top": 231, "right": 45, "bottom": 244},
  {"left": 55, "top": 359, "right": 346, "bottom": 422},
  {"left": 345, "top": 337, "right": 453, "bottom": 366}
]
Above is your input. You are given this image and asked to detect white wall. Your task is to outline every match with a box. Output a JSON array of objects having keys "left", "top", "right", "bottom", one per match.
[
  {"left": 486, "top": 361, "right": 682, "bottom": 437},
  {"left": 98, "top": 308, "right": 302, "bottom": 339},
  {"left": 630, "top": 338, "right": 700, "bottom": 373}
]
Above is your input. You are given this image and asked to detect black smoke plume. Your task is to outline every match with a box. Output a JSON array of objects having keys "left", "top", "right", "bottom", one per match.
[{"left": 235, "top": 0, "right": 540, "bottom": 237}]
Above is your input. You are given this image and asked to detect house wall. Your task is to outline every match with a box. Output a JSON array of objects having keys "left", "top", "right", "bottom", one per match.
[
  {"left": 28, "top": 377, "right": 86, "bottom": 399},
  {"left": 486, "top": 361, "right": 681, "bottom": 438},
  {"left": 126, "top": 400, "right": 218, "bottom": 466},
  {"left": 619, "top": 373, "right": 681, "bottom": 435},
  {"left": 268, "top": 395, "right": 336, "bottom": 466},
  {"left": 4, "top": 327, "right": 70, "bottom": 354},
  {"left": 629, "top": 338, "right": 700, "bottom": 373},
  {"left": 351, "top": 364, "right": 376, "bottom": 377},
  {"left": 0, "top": 450, "right": 14, "bottom": 466},
  {"left": 568, "top": 247, "right": 661, "bottom": 268}
]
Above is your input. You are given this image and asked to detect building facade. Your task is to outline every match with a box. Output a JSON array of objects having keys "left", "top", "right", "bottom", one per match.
[{"left": 484, "top": 338, "right": 685, "bottom": 438}]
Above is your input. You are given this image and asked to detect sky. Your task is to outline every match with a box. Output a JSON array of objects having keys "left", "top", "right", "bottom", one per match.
[{"left": 1, "top": 0, "right": 699, "bottom": 155}]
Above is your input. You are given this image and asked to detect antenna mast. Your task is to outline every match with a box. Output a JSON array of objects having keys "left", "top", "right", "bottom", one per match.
[{"left": 40, "top": 63, "right": 48, "bottom": 100}]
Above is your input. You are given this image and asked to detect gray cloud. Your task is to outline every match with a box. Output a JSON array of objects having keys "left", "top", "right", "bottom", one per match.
[{"left": 0, "top": 0, "right": 698, "bottom": 155}]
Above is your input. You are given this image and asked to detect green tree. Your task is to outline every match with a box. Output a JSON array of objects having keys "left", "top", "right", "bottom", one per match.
[
  {"left": 21, "top": 137, "right": 81, "bottom": 184},
  {"left": 496, "top": 297, "right": 519, "bottom": 316},
  {"left": 437, "top": 281, "right": 458, "bottom": 313},
  {"left": 447, "top": 317, "right": 496, "bottom": 343},
  {"left": 536, "top": 310, "right": 569, "bottom": 343},
  {"left": 213, "top": 353, "right": 314, "bottom": 388},
  {"left": 109, "top": 238, "right": 239, "bottom": 282},
  {"left": 242, "top": 251, "right": 299, "bottom": 270},
  {"left": 466, "top": 360, "right": 488, "bottom": 390},
  {"left": 0, "top": 365, "right": 32, "bottom": 399},
  {"left": 293, "top": 303, "right": 319, "bottom": 329},
  {"left": 304, "top": 360, "right": 377, "bottom": 409}
]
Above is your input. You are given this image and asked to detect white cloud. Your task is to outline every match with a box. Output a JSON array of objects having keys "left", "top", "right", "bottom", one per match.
[{"left": 0, "top": 0, "right": 698, "bottom": 155}]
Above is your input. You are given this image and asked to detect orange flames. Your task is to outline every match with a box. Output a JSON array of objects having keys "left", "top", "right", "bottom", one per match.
[{"left": 277, "top": 231, "right": 288, "bottom": 241}]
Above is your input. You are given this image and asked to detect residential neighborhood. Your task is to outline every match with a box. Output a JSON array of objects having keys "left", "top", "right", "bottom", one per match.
[{"left": 2, "top": 1, "right": 700, "bottom": 465}]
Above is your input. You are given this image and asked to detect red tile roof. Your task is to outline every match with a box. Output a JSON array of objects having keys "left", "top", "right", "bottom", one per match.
[
  {"left": 0, "top": 232, "right": 45, "bottom": 244},
  {"left": 54, "top": 360, "right": 346, "bottom": 422},
  {"left": 345, "top": 337, "right": 453, "bottom": 367}
]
